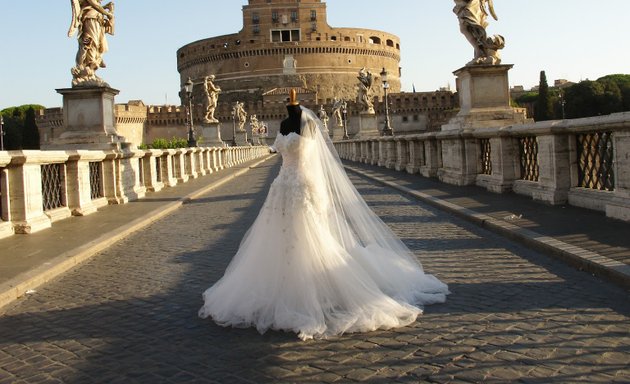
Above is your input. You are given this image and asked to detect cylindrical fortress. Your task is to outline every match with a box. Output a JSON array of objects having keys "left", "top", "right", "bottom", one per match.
[{"left": 177, "top": 0, "right": 401, "bottom": 107}]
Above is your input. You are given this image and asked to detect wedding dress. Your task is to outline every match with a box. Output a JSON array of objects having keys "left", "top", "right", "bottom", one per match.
[{"left": 199, "top": 107, "right": 449, "bottom": 340}]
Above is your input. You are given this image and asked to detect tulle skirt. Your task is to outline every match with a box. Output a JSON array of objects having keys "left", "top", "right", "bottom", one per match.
[{"left": 199, "top": 173, "right": 449, "bottom": 340}]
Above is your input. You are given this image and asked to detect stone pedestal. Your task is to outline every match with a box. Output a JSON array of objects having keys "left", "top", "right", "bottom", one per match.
[
  {"left": 357, "top": 112, "right": 380, "bottom": 138},
  {"left": 438, "top": 64, "right": 530, "bottom": 186},
  {"left": 331, "top": 124, "right": 345, "bottom": 141},
  {"left": 45, "top": 86, "right": 129, "bottom": 150},
  {"left": 200, "top": 122, "right": 224, "bottom": 147},
  {"left": 234, "top": 131, "right": 249, "bottom": 146},
  {"left": 442, "top": 64, "right": 529, "bottom": 131}
]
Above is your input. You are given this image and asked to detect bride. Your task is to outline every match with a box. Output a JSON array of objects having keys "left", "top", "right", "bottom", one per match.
[{"left": 199, "top": 90, "right": 449, "bottom": 340}]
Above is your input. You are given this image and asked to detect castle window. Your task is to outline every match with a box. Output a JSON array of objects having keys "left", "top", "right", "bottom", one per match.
[
  {"left": 310, "top": 10, "right": 317, "bottom": 21},
  {"left": 272, "top": 11, "right": 279, "bottom": 23},
  {"left": 331, "top": 36, "right": 337, "bottom": 41},
  {"left": 369, "top": 36, "right": 381, "bottom": 44},
  {"left": 291, "top": 10, "right": 298, "bottom": 22},
  {"left": 271, "top": 29, "right": 301, "bottom": 43},
  {"left": 311, "top": 23, "right": 317, "bottom": 32},
  {"left": 253, "top": 25, "right": 260, "bottom": 34},
  {"left": 386, "top": 39, "right": 394, "bottom": 47},
  {"left": 252, "top": 12, "right": 259, "bottom": 24}
]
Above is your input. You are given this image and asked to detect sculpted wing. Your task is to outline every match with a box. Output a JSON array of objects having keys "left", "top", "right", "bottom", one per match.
[
  {"left": 67, "top": 0, "right": 80, "bottom": 37},
  {"left": 486, "top": 0, "right": 498, "bottom": 20}
]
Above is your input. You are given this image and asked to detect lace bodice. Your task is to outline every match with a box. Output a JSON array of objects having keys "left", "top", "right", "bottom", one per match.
[
  {"left": 271, "top": 132, "right": 326, "bottom": 214},
  {"left": 274, "top": 132, "right": 311, "bottom": 169}
]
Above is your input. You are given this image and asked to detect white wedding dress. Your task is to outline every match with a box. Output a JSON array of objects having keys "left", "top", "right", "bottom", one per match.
[{"left": 199, "top": 107, "right": 449, "bottom": 340}]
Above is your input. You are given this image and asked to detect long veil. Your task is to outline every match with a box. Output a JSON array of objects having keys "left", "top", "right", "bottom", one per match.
[{"left": 299, "top": 107, "right": 449, "bottom": 304}]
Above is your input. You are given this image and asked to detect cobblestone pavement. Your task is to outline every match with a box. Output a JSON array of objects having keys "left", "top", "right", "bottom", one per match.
[{"left": 1, "top": 157, "right": 629, "bottom": 384}]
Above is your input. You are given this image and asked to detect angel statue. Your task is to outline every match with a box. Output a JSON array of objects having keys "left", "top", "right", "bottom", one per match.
[
  {"left": 331, "top": 98, "right": 344, "bottom": 127},
  {"left": 68, "top": 0, "right": 115, "bottom": 87},
  {"left": 453, "top": 0, "right": 505, "bottom": 65},
  {"left": 234, "top": 101, "right": 248, "bottom": 132},
  {"left": 202, "top": 75, "right": 221, "bottom": 124},
  {"left": 357, "top": 67, "right": 375, "bottom": 114},
  {"left": 318, "top": 105, "right": 330, "bottom": 132}
]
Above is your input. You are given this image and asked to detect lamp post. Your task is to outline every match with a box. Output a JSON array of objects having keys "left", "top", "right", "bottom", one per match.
[
  {"left": 0, "top": 115, "right": 5, "bottom": 151},
  {"left": 342, "top": 101, "right": 349, "bottom": 140},
  {"left": 380, "top": 67, "right": 393, "bottom": 136},
  {"left": 183, "top": 77, "right": 197, "bottom": 147},
  {"left": 231, "top": 107, "right": 237, "bottom": 146}
]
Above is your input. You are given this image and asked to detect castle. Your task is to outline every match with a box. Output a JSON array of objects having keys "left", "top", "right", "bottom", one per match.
[{"left": 177, "top": 0, "right": 401, "bottom": 105}]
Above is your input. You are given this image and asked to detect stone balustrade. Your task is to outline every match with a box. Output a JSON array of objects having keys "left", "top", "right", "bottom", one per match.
[
  {"left": 335, "top": 112, "right": 630, "bottom": 222},
  {"left": 0, "top": 145, "right": 270, "bottom": 239}
]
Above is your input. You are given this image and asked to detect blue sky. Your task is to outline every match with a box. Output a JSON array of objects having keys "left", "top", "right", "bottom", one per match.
[{"left": 1, "top": 0, "right": 628, "bottom": 108}]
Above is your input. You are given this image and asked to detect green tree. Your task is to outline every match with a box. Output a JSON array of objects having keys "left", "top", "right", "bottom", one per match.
[
  {"left": 564, "top": 80, "right": 604, "bottom": 118},
  {"left": 534, "top": 71, "right": 553, "bottom": 121},
  {"left": 22, "top": 107, "right": 40, "bottom": 149},
  {"left": 1, "top": 104, "right": 45, "bottom": 149}
]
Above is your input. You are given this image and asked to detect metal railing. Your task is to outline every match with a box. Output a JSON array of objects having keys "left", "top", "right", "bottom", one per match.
[
  {"left": 577, "top": 131, "right": 615, "bottom": 191},
  {"left": 41, "top": 164, "right": 65, "bottom": 211},
  {"left": 518, "top": 136, "right": 539, "bottom": 182},
  {"left": 89, "top": 161, "right": 103, "bottom": 200}
]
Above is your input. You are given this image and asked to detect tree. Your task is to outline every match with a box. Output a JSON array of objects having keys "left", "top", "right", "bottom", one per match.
[
  {"left": 22, "top": 107, "right": 40, "bottom": 149},
  {"left": 564, "top": 81, "right": 605, "bottom": 118},
  {"left": 534, "top": 70, "right": 553, "bottom": 121},
  {"left": 0, "top": 104, "right": 45, "bottom": 149}
]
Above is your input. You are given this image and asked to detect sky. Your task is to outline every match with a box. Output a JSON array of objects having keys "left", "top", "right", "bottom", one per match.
[{"left": 1, "top": 0, "right": 629, "bottom": 109}]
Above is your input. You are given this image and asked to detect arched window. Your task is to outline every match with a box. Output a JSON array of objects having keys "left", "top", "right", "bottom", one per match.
[{"left": 369, "top": 36, "right": 381, "bottom": 44}]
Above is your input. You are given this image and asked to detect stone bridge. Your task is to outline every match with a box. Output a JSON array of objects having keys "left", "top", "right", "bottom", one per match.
[{"left": 0, "top": 144, "right": 628, "bottom": 382}]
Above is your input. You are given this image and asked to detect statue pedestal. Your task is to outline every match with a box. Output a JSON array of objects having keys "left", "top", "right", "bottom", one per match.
[
  {"left": 332, "top": 125, "right": 345, "bottom": 141},
  {"left": 439, "top": 64, "right": 530, "bottom": 187},
  {"left": 442, "top": 64, "right": 529, "bottom": 131},
  {"left": 234, "top": 131, "right": 249, "bottom": 146},
  {"left": 44, "top": 86, "right": 129, "bottom": 150},
  {"left": 200, "top": 122, "right": 224, "bottom": 147},
  {"left": 357, "top": 112, "right": 380, "bottom": 138}
]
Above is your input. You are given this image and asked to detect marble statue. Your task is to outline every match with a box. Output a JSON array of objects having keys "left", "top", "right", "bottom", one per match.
[
  {"left": 202, "top": 75, "right": 221, "bottom": 124},
  {"left": 453, "top": 0, "right": 505, "bottom": 65},
  {"left": 249, "top": 114, "right": 260, "bottom": 135},
  {"left": 318, "top": 105, "right": 330, "bottom": 132},
  {"left": 357, "top": 67, "right": 375, "bottom": 114},
  {"left": 331, "top": 98, "right": 344, "bottom": 127},
  {"left": 234, "top": 101, "right": 248, "bottom": 132},
  {"left": 68, "top": 0, "right": 115, "bottom": 87}
]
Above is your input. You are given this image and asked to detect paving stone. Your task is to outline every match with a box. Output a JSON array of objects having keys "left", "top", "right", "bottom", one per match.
[{"left": 0, "top": 159, "right": 628, "bottom": 383}]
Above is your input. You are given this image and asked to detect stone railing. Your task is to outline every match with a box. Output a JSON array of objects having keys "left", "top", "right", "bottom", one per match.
[
  {"left": 335, "top": 112, "right": 630, "bottom": 222},
  {"left": 0, "top": 145, "right": 270, "bottom": 239}
]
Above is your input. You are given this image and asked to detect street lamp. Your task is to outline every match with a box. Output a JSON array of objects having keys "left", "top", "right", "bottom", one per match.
[
  {"left": 0, "top": 115, "right": 5, "bottom": 151},
  {"left": 380, "top": 67, "right": 393, "bottom": 136},
  {"left": 341, "top": 101, "right": 349, "bottom": 140},
  {"left": 183, "top": 77, "right": 197, "bottom": 147}
]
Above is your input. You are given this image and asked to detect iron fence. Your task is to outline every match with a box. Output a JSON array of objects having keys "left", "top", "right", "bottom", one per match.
[
  {"left": 88, "top": 162, "right": 103, "bottom": 200},
  {"left": 577, "top": 132, "right": 615, "bottom": 191},
  {"left": 41, "top": 163, "right": 65, "bottom": 211},
  {"left": 519, "top": 136, "right": 539, "bottom": 182},
  {"left": 480, "top": 139, "right": 492, "bottom": 175}
]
